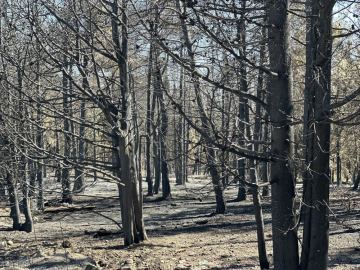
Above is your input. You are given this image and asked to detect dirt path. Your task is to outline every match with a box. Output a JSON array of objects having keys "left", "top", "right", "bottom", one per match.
[{"left": 0, "top": 176, "right": 359, "bottom": 269}]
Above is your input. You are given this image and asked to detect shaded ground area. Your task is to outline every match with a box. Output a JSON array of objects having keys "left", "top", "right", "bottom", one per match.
[{"left": 0, "top": 175, "right": 359, "bottom": 269}]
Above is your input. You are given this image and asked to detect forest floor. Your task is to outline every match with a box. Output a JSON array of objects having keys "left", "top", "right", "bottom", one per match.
[{"left": 0, "top": 174, "right": 360, "bottom": 270}]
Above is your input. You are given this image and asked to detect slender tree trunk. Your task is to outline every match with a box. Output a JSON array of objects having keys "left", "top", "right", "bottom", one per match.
[
  {"left": 236, "top": 0, "right": 248, "bottom": 201},
  {"left": 267, "top": 1, "right": 298, "bottom": 269},
  {"left": 249, "top": 156, "right": 269, "bottom": 268},
  {"left": 176, "top": 0, "right": 226, "bottom": 213},
  {"left": 62, "top": 52, "right": 72, "bottom": 204},
  {"left": 152, "top": 97, "right": 161, "bottom": 194},
  {"left": 29, "top": 160, "right": 36, "bottom": 198},
  {"left": 262, "top": 114, "right": 269, "bottom": 197},
  {"left": 155, "top": 61, "right": 171, "bottom": 200},
  {"left": 176, "top": 50, "right": 185, "bottom": 185},
  {"left": 336, "top": 133, "right": 342, "bottom": 187},
  {"left": 146, "top": 42, "right": 154, "bottom": 195},
  {"left": 35, "top": 37, "right": 44, "bottom": 210},
  {"left": 93, "top": 108, "right": 98, "bottom": 182},
  {"left": 55, "top": 126, "right": 62, "bottom": 183},
  {"left": 18, "top": 67, "right": 33, "bottom": 233},
  {"left": 73, "top": 41, "right": 89, "bottom": 193}
]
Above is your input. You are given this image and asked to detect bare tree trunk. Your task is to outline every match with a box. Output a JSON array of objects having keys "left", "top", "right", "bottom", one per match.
[
  {"left": 61, "top": 52, "right": 72, "bottom": 204},
  {"left": 145, "top": 42, "right": 154, "bottom": 195},
  {"left": 353, "top": 169, "right": 360, "bottom": 190},
  {"left": 176, "top": 0, "right": 226, "bottom": 214},
  {"left": 236, "top": 0, "right": 248, "bottom": 201},
  {"left": 35, "top": 37, "right": 44, "bottom": 210},
  {"left": 301, "top": 1, "right": 334, "bottom": 270},
  {"left": 93, "top": 108, "right": 97, "bottom": 182},
  {"left": 176, "top": 49, "right": 185, "bottom": 185},
  {"left": 155, "top": 63, "right": 171, "bottom": 200},
  {"left": 110, "top": 0, "right": 147, "bottom": 246},
  {"left": 7, "top": 172, "right": 22, "bottom": 230},
  {"left": 267, "top": 1, "right": 298, "bottom": 269},
  {"left": 18, "top": 67, "right": 33, "bottom": 233},
  {"left": 152, "top": 97, "right": 161, "bottom": 194},
  {"left": 73, "top": 36, "right": 89, "bottom": 193},
  {"left": 55, "top": 126, "right": 62, "bottom": 183}
]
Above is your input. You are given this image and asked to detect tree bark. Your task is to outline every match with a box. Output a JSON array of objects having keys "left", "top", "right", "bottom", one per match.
[
  {"left": 176, "top": 0, "right": 226, "bottom": 214},
  {"left": 145, "top": 41, "right": 154, "bottom": 195},
  {"left": 73, "top": 36, "right": 89, "bottom": 193},
  {"left": 61, "top": 51, "right": 72, "bottom": 204},
  {"left": 236, "top": 1, "right": 248, "bottom": 201},
  {"left": 110, "top": 0, "right": 147, "bottom": 246},
  {"left": 267, "top": 1, "right": 299, "bottom": 269},
  {"left": 6, "top": 172, "right": 22, "bottom": 230},
  {"left": 301, "top": 1, "right": 334, "bottom": 269}
]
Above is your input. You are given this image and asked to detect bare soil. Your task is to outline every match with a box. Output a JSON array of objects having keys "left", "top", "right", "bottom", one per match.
[{"left": 0, "top": 175, "right": 359, "bottom": 270}]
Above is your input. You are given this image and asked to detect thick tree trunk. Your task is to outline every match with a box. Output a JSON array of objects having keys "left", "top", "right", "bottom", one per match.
[
  {"left": 0, "top": 182, "right": 5, "bottom": 199},
  {"left": 111, "top": 0, "right": 147, "bottom": 246},
  {"left": 267, "top": 1, "right": 299, "bottom": 269},
  {"left": 7, "top": 172, "right": 22, "bottom": 230},
  {"left": 353, "top": 169, "right": 360, "bottom": 190},
  {"left": 301, "top": 1, "right": 334, "bottom": 270}
]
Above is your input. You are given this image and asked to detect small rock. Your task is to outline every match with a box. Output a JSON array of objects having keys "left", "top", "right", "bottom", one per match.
[
  {"left": 0, "top": 241, "right": 7, "bottom": 248},
  {"left": 121, "top": 265, "right": 137, "bottom": 270},
  {"left": 174, "top": 266, "right": 191, "bottom": 270},
  {"left": 98, "top": 260, "right": 107, "bottom": 267},
  {"left": 85, "top": 264, "right": 100, "bottom": 270},
  {"left": 62, "top": 240, "right": 72, "bottom": 248},
  {"left": 7, "top": 240, "right": 13, "bottom": 246},
  {"left": 126, "top": 259, "right": 134, "bottom": 265},
  {"left": 188, "top": 252, "right": 196, "bottom": 256},
  {"left": 195, "top": 220, "right": 208, "bottom": 225},
  {"left": 199, "top": 263, "right": 210, "bottom": 269}
]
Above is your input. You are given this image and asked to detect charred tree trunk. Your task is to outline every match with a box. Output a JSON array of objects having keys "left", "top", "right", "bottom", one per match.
[
  {"left": 145, "top": 42, "right": 154, "bottom": 195},
  {"left": 18, "top": 67, "right": 33, "bottom": 233},
  {"left": 155, "top": 61, "right": 171, "bottom": 200},
  {"left": 35, "top": 38, "right": 44, "bottom": 210},
  {"left": 73, "top": 37, "right": 89, "bottom": 193},
  {"left": 267, "top": 1, "right": 298, "bottom": 269},
  {"left": 152, "top": 96, "right": 161, "bottom": 194},
  {"left": 7, "top": 172, "right": 22, "bottom": 230},
  {"left": 110, "top": 0, "right": 147, "bottom": 246},
  {"left": 176, "top": 0, "right": 226, "bottom": 214},
  {"left": 236, "top": 1, "right": 248, "bottom": 201},
  {"left": 61, "top": 52, "right": 72, "bottom": 204},
  {"left": 300, "top": 1, "right": 334, "bottom": 270}
]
